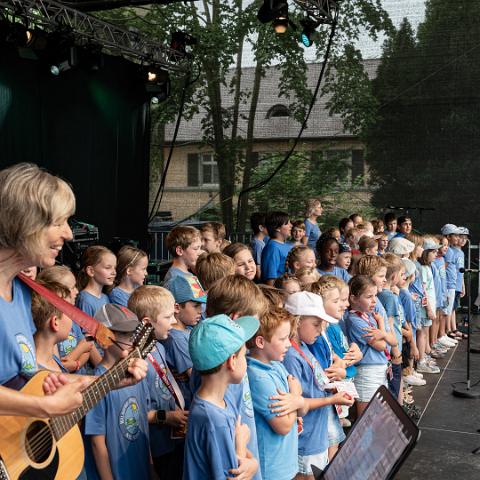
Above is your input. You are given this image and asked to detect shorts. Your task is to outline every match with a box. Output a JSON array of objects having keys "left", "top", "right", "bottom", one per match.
[
  {"left": 387, "top": 363, "right": 402, "bottom": 398},
  {"left": 298, "top": 449, "right": 329, "bottom": 475},
  {"left": 419, "top": 311, "right": 432, "bottom": 328},
  {"left": 442, "top": 289, "right": 456, "bottom": 315},
  {"left": 327, "top": 404, "right": 346, "bottom": 446},
  {"left": 354, "top": 364, "right": 388, "bottom": 402}
]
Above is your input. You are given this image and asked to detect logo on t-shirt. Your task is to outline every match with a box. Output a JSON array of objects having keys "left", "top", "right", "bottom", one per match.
[
  {"left": 119, "top": 397, "right": 141, "bottom": 441},
  {"left": 59, "top": 331, "right": 77, "bottom": 356},
  {"left": 242, "top": 375, "right": 254, "bottom": 418},
  {"left": 16, "top": 334, "right": 36, "bottom": 375}
]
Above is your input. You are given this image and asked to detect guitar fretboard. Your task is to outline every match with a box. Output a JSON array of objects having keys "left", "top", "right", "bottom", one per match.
[{"left": 50, "top": 349, "right": 141, "bottom": 440}]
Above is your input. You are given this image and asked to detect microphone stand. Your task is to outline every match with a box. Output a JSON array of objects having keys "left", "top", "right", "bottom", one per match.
[{"left": 452, "top": 270, "right": 480, "bottom": 398}]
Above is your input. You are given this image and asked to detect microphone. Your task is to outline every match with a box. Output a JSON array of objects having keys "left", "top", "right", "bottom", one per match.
[{"left": 459, "top": 268, "right": 480, "bottom": 273}]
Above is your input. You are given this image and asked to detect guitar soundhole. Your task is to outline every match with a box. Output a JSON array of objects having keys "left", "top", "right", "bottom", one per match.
[{"left": 25, "top": 421, "right": 53, "bottom": 464}]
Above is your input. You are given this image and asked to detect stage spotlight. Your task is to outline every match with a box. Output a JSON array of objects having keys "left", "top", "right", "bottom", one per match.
[
  {"left": 300, "top": 17, "right": 320, "bottom": 47},
  {"left": 273, "top": 15, "right": 288, "bottom": 34},
  {"left": 257, "top": 0, "right": 290, "bottom": 33},
  {"left": 50, "top": 45, "right": 78, "bottom": 76},
  {"left": 144, "top": 67, "right": 170, "bottom": 102}
]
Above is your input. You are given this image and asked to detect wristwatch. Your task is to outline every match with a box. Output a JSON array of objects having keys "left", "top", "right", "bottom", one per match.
[{"left": 155, "top": 409, "right": 167, "bottom": 425}]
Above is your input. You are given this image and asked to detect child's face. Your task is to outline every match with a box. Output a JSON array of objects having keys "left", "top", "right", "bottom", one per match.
[
  {"left": 322, "top": 288, "right": 343, "bottom": 320},
  {"left": 438, "top": 238, "right": 449, "bottom": 256},
  {"left": 378, "top": 237, "right": 388, "bottom": 251},
  {"left": 284, "top": 280, "right": 301, "bottom": 295},
  {"left": 312, "top": 202, "right": 323, "bottom": 217},
  {"left": 426, "top": 249, "right": 437, "bottom": 264},
  {"left": 152, "top": 300, "right": 176, "bottom": 340},
  {"left": 386, "top": 219, "right": 397, "bottom": 232},
  {"left": 57, "top": 313, "right": 73, "bottom": 341},
  {"left": 63, "top": 271, "right": 79, "bottom": 304},
  {"left": 399, "top": 220, "right": 412, "bottom": 234},
  {"left": 181, "top": 238, "right": 203, "bottom": 268},
  {"left": 394, "top": 267, "right": 405, "bottom": 287},
  {"left": 371, "top": 267, "right": 387, "bottom": 292},
  {"left": 321, "top": 241, "right": 338, "bottom": 265},
  {"left": 352, "top": 215, "right": 363, "bottom": 226},
  {"left": 234, "top": 249, "right": 256, "bottom": 281},
  {"left": 459, "top": 236, "right": 468, "bottom": 247},
  {"left": 128, "top": 255, "right": 149, "bottom": 287},
  {"left": 376, "top": 222, "right": 385, "bottom": 233},
  {"left": 278, "top": 220, "right": 292, "bottom": 240},
  {"left": 298, "top": 272, "right": 318, "bottom": 287},
  {"left": 339, "top": 286, "right": 350, "bottom": 312},
  {"left": 177, "top": 301, "right": 203, "bottom": 327},
  {"left": 350, "top": 285, "right": 377, "bottom": 313},
  {"left": 298, "top": 316, "right": 323, "bottom": 345},
  {"left": 343, "top": 220, "right": 354, "bottom": 233},
  {"left": 414, "top": 244, "right": 424, "bottom": 259},
  {"left": 365, "top": 244, "right": 378, "bottom": 256},
  {"left": 261, "top": 321, "right": 292, "bottom": 362},
  {"left": 294, "top": 249, "right": 316, "bottom": 271},
  {"left": 448, "top": 234, "right": 459, "bottom": 247},
  {"left": 292, "top": 227, "right": 305, "bottom": 242},
  {"left": 201, "top": 231, "right": 221, "bottom": 253},
  {"left": 397, "top": 269, "right": 408, "bottom": 289},
  {"left": 89, "top": 253, "right": 117, "bottom": 287},
  {"left": 231, "top": 344, "right": 248, "bottom": 383},
  {"left": 336, "top": 252, "right": 352, "bottom": 270}
]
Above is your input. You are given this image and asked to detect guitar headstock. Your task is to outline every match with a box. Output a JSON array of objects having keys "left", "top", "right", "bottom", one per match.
[{"left": 130, "top": 322, "right": 156, "bottom": 358}]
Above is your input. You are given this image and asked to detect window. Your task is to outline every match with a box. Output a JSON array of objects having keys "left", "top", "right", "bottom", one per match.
[
  {"left": 266, "top": 104, "right": 290, "bottom": 119},
  {"left": 187, "top": 153, "right": 219, "bottom": 187}
]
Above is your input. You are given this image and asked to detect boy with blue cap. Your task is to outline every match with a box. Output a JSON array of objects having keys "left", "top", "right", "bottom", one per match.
[
  {"left": 162, "top": 274, "right": 207, "bottom": 409},
  {"left": 184, "top": 314, "right": 260, "bottom": 480}
]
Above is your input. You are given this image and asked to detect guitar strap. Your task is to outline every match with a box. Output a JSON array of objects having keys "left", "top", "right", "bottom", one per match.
[
  {"left": 148, "top": 351, "right": 185, "bottom": 410},
  {"left": 18, "top": 272, "right": 115, "bottom": 348}
]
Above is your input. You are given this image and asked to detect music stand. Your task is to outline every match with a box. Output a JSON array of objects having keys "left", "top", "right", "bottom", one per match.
[{"left": 313, "top": 386, "right": 420, "bottom": 480}]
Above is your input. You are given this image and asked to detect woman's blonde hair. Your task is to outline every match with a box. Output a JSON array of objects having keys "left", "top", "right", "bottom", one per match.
[
  {"left": 0, "top": 163, "right": 75, "bottom": 260},
  {"left": 305, "top": 198, "right": 322, "bottom": 217}
]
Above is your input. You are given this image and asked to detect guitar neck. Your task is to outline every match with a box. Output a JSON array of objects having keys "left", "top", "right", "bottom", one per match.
[{"left": 50, "top": 349, "right": 141, "bottom": 440}]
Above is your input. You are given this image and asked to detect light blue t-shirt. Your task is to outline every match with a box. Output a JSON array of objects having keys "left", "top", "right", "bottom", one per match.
[
  {"left": 455, "top": 247, "right": 465, "bottom": 292},
  {"left": 326, "top": 323, "right": 357, "bottom": 379},
  {"left": 386, "top": 230, "right": 397, "bottom": 241},
  {"left": 0, "top": 278, "right": 37, "bottom": 385},
  {"left": 282, "top": 343, "right": 329, "bottom": 457},
  {"left": 57, "top": 322, "right": 85, "bottom": 358},
  {"left": 162, "top": 328, "right": 193, "bottom": 408},
  {"left": 84, "top": 365, "right": 150, "bottom": 480},
  {"left": 146, "top": 342, "right": 177, "bottom": 458},
  {"left": 76, "top": 290, "right": 109, "bottom": 317},
  {"left": 308, "top": 334, "right": 332, "bottom": 370},
  {"left": 444, "top": 247, "right": 458, "bottom": 290},
  {"left": 345, "top": 311, "right": 389, "bottom": 365},
  {"left": 163, "top": 266, "right": 192, "bottom": 288},
  {"left": 260, "top": 240, "right": 293, "bottom": 282},
  {"left": 304, "top": 219, "right": 321, "bottom": 250},
  {"left": 317, "top": 266, "right": 351, "bottom": 283},
  {"left": 377, "top": 289, "right": 402, "bottom": 352},
  {"left": 399, "top": 288, "right": 417, "bottom": 332},
  {"left": 183, "top": 393, "right": 238, "bottom": 480},
  {"left": 433, "top": 256, "right": 447, "bottom": 309},
  {"left": 108, "top": 287, "right": 131, "bottom": 307},
  {"left": 250, "top": 237, "right": 267, "bottom": 265},
  {"left": 247, "top": 357, "right": 298, "bottom": 480}
]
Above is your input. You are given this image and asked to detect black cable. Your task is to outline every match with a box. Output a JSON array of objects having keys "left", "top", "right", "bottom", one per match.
[
  {"left": 148, "top": 70, "right": 193, "bottom": 223},
  {"left": 235, "top": 14, "right": 338, "bottom": 231}
]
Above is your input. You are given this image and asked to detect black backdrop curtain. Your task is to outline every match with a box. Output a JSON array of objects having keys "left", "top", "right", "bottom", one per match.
[{"left": 0, "top": 44, "right": 151, "bottom": 246}]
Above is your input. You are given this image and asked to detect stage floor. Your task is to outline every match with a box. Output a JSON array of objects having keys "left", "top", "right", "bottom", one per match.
[{"left": 397, "top": 315, "right": 480, "bottom": 479}]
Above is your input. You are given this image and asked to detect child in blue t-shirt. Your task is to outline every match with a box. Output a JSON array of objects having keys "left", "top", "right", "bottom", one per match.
[
  {"left": 162, "top": 274, "right": 207, "bottom": 409},
  {"left": 128, "top": 285, "right": 187, "bottom": 480},
  {"left": 345, "top": 275, "right": 390, "bottom": 417},
  {"left": 84, "top": 306, "right": 151, "bottom": 480},
  {"left": 108, "top": 246, "right": 148, "bottom": 307},
  {"left": 184, "top": 314, "right": 260, "bottom": 480},
  {"left": 260, "top": 211, "right": 293, "bottom": 285},
  {"left": 249, "top": 212, "right": 269, "bottom": 280},
  {"left": 76, "top": 245, "right": 116, "bottom": 317},
  {"left": 316, "top": 236, "right": 351, "bottom": 283},
  {"left": 284, "top": 292, "right": 354, "bottom": 474},
  {"left": 247, "top": 307, "right": 303, "bottom": 480},
  {"left": 303, "top": 198, "right": 323, "bottom": 250}
]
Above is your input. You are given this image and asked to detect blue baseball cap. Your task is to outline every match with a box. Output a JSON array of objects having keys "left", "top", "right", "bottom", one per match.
[
  {"left": 189, "top": 314, "right": 259, "bottom": 371},
  {"left": 168, "top": 274, "right": 207, "bottom": 304}
]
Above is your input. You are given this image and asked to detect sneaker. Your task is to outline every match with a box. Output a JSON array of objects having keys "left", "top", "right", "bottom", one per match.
[
  {"left": 404, "top": 374, "right": 427, "bottom": 386},
  {"left": 430, "top": 350, "right": 446, "bottom": 359},
  {"left": 417, "top": 360, "right": 440, "bottom": 374},
  {"left": 438, "top": 335, "right": 456, "bottom": 347},
  {"left": 432, "top": 343, "right": 448, "bottom": 353},
  {"left": 412, "top": 370, "right": 424, "bottom": 379},
  {"left": 425, "top": 354, "right": 437, "bottom": 365}
]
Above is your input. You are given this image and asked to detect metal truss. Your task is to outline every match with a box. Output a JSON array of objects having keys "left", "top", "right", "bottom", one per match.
[
  {"left": 0, "top": 0, "right": 188, "bottom": 70},
  {"left": 292, "top": 0, "right": 339, "bottom": 24}
]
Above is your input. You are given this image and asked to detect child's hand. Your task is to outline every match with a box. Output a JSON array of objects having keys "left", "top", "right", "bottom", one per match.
[
  {"left": 325, "top": 365, "right": 346, "bottom": 381},
  {"left": 234, "top": 416, "right": 250, "bottom": 452},
  {"left": 372, "top": 311, "right": 384, "bottom": 326},
  {"left": 362, "top": 327, "right": 385, "bottom": 342},
  {"left": 268, "top": 389, "right": 305, "bottom": 417},
  {"left": 427, "top": 309, "right": 436, "bottom": 322},
  {"left": 403, "top": 329, "right": 413, "bottom": 342},
  {"left": 165, "top": 408, "right": 189, "bottom": 428},
  {"left": 228, "top": 456, "right": 259, "bottom": 480},
  {"left": 331, "top": 391, "right": 354, "bottom": 407},
  {"left": 391, "top": 286, "right": 400, "bottom": 295},
  {"left": 287, "top": 375, "right": 302, "bottom": 396},
  {"left": 410, "top": 344, "right": 420, "bottom": 360},
  {"left": 344, "top": 343, "right": 363, "bottom": 365},
  {"left": 77, "top": 338, "right": 94, "bottom": 354}
]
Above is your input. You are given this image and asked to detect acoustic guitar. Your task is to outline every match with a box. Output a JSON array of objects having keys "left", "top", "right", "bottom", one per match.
[{"left": 0, "top": 323, "right": 155, "bottom": 480}]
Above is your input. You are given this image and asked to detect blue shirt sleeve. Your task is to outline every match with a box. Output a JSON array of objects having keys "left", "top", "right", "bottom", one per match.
[
  {"left": 84, "top": 397, "right": 107, "bottom": 436},
  {"left": 378, "top": 291, "right": 398, "bottom": 318},
  {"left": 163, "top": 331, "right": 193, "bottom": 374},
  {"left": 248, "top": 368, "right": 282, "bottom": 422},
  {"left": 261, "top": 243, "right": 282, "bottom": 281}
]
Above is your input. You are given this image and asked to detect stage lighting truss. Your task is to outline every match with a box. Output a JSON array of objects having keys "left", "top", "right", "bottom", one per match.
[
  {"left": 292, "top": 0, "right": 339, "bottom": 25},
  {"left": 0, "top": 0, "right": 189, "bottom": 71}
]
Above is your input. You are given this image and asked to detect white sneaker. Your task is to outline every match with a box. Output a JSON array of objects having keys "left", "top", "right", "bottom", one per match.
[
  {"left": 417, "top": 360, "right": 440, "bottom": 374},
  {"left": 412, "top": 370, "right": 424, "bottom": 379},
  {"left": 432, "top": 343, "right": 448, "bottom": 354},
  {"left": 404, "top": 374, "right": 427, "bottom": 386},
  {"left": 438, "top": 335, "right": 456, "bottom": 347}
]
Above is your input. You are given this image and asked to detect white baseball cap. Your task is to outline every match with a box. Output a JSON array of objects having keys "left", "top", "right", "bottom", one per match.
[
  {"left": 441, "top": 224, "right": 460, "bottom": 236},
  {"left": 457, "top": 226, "right": 470, "bottom": 236},
  {"left": 387, "top": 237, "right": 415, "bottom": 256},
  {"left": 284, "top": 291, "right": 338, "bottom": 324}
]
